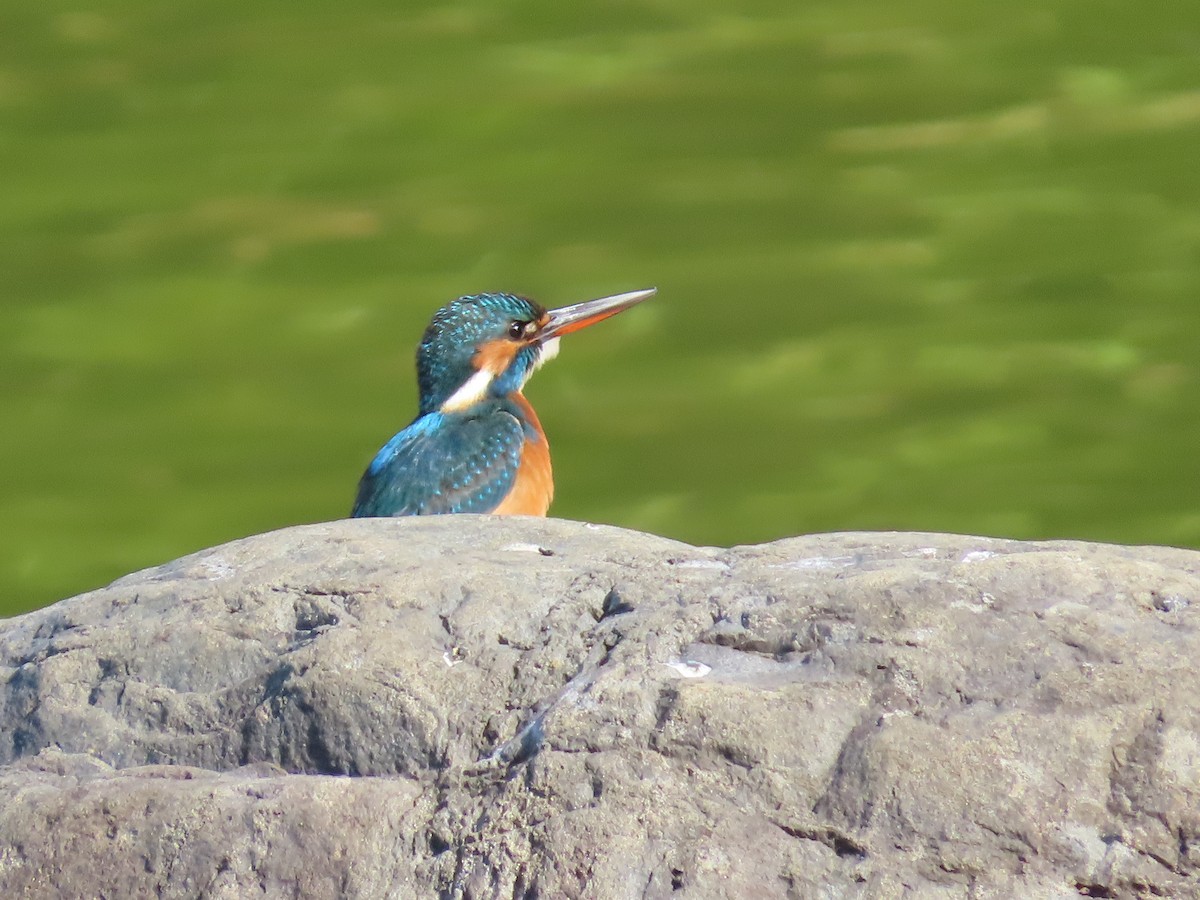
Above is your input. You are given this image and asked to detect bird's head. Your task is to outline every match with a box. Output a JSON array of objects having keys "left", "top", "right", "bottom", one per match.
[{"left": 415, "top": 288, "right": 655, "bottom": 414}]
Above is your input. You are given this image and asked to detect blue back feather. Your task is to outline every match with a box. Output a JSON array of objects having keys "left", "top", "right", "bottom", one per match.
[{"left": 353, "top": 398, "right": 535, "bottom": 516}]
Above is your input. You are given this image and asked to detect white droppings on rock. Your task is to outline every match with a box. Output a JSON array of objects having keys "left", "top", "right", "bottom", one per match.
[
  {"left": 950, "top": 591, "right": 997, "bottom": 613},
  {"left": 906, "top": 547, "right": 939, "bottom": 559},
  {"left": 673, "top": 559, "right": 729, "bottom": 571},
  {"left": 1154, "top": 594, "right": 1190, "bottom": 614},
  {"left": 772, "top": 556, "right": 855, "bottom": 571},
  {"left": 960, "top": 550, "right": 998, "bottom": 563},
  {"left": 197, "top": 557, "right": 236, "bottom": 580},
  {"left": 901, "top": 628, "right": 936, "bottom": 647},
  {"left": 663, "top": 660, "right": 712, "bottom": 678}
]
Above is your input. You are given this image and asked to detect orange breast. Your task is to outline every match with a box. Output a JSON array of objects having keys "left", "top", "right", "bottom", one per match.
[{"left": 491, "top": 393, "right": 554, "bottom": 516}]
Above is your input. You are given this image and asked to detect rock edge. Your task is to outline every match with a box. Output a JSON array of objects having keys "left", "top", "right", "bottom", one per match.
[{"left": 1, "top": 517, "right": 1198, "bottom": 898}]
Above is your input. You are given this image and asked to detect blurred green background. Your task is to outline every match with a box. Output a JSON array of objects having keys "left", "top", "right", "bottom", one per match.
[{"left": 3, "top": 1, "right": 1199, "bottom": 616}]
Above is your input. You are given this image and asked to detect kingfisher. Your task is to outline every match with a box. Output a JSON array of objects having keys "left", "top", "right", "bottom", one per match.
[{"left": 352, "top": 287, "right": 656, "bottom": 518}]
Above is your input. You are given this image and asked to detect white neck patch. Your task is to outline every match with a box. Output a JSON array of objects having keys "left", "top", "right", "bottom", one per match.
[
  {"left": 536, "top": 337, "right": 560, "bottom": 370},
  {"left": 440, "top": 367, "right": 494, "bottom": 413}
]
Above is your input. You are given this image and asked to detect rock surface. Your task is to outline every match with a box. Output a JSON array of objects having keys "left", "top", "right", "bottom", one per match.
[{"left": 1, "top": 517, "right": 1199, "bottom": 898}]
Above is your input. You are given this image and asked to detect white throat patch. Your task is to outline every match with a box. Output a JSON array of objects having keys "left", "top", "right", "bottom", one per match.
[
  {"left": 440, "top": 367, "right": 494, "bottom": 413},
  {"left": 536, "top": 337, "right": 560, "bottom": 369},
  {"left": 522, "top": 338, "right": 560, "bottom": 389}
]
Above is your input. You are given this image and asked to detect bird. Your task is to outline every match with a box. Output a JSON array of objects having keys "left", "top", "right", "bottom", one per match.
[{"left": 352, "top": 287, "right": 656, "bottom": 519}]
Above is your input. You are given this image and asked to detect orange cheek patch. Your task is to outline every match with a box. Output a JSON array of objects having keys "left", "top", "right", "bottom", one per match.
[{"left": 473, "top": 339, "right": 520, "bottom": 376}]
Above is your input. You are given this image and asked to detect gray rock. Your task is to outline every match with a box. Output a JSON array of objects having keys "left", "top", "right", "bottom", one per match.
[{"left": 1, "top": 517, "right": 1199, "bottom": 898}]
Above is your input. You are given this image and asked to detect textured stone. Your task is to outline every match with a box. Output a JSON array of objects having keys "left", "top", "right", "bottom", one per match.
[{"left": 1, "top": 517, "right": 1199, "bottom": 898}]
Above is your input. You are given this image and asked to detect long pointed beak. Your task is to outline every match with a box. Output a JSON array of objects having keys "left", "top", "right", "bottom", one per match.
[{"left": 541, "top": 287, "right": 656, "bottom": 341}]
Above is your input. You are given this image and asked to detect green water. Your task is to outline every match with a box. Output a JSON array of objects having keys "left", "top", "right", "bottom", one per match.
[{"left": 3, "top": 2, "right": 1199, "bottom": 615}]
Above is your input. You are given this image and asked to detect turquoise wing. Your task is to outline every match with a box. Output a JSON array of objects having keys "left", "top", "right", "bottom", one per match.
[{"left": 351, "top": 407, "right": 526, "bottom": 517}]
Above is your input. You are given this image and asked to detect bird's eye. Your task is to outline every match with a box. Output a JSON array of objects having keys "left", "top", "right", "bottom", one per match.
[{"left": 508, "top": 320, "right": 535, "bottom": 340}]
